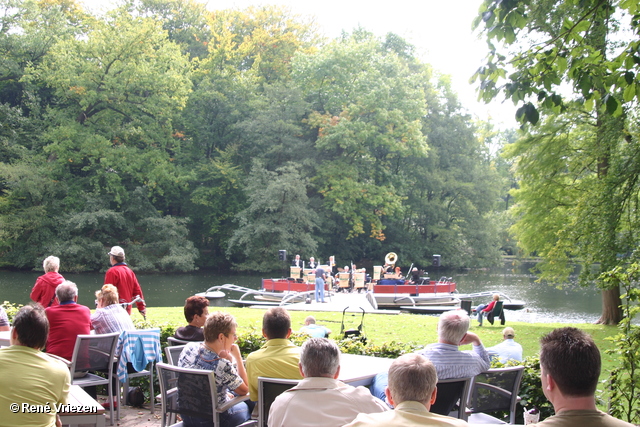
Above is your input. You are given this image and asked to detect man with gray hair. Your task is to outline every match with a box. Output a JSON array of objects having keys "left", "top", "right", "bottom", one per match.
[
  {"left": 268, "top": 338, "right": 388, "bottom": 426},
  {"left": 346, "top": 354, "right": 468, "bottom": 426},
  {"left": 371, "top": 309, "right": 489, "bottom": 402},
  {"left": 45, "top": 280, "right": 91, "bottom": 361},
  {"left": 30, "top": 255, "right": 65, "bottom": 307}
]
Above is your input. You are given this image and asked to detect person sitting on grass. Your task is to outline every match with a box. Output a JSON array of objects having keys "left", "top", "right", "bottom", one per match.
[{"left": 300, "top": 315, "right": 331, "bottom": 338}]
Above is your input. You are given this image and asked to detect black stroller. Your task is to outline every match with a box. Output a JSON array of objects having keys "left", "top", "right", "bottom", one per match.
[{"left": 340, "top": 306, "right": 367, "bottom": 344}]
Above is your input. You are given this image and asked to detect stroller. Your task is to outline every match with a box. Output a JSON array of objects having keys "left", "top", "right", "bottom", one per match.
[{"left": 340, "top": 306, "right": 367, "bottom": 344}]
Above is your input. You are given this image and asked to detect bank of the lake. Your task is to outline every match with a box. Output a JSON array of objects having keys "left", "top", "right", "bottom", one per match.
[
  {"left": 142, "top": 306, "right": 620, "bottom": 382},
  {"left": 0, "top": 261, "right": 603, "bottom": 324}
]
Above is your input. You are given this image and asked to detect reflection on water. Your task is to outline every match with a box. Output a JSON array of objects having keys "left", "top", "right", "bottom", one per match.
[{"left": 0, "top": 262, "right": 603, "bottom": 324}]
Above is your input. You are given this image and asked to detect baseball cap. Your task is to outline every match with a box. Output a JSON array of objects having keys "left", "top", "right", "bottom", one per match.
[
  {"left": 108, "top": 246, "right": 125, "bottom": 258},
  {"left": 502, "top": 327, "right": 515, "bottom": 338}
]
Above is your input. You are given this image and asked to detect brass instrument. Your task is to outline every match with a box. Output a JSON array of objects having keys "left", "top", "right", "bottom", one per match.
[{"left": 384, "top": 252, "right": 398, "bottom": 266}]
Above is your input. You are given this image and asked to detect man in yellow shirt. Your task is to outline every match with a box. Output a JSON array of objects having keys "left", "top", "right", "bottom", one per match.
[
  {"left": 0, "top": 305, "right": 70, "bottom": 427},
  {"left": 246, "top": 307, "right": 303, "bottom": 401}
]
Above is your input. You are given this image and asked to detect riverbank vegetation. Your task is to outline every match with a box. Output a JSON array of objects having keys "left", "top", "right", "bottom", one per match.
[{"left": 0, "top": 0, "right": 509, "bottom": 274}]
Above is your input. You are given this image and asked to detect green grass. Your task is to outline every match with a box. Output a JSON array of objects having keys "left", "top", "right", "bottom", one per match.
[{"left": 142, "top": 306, "right": 620, "bottom": 380}]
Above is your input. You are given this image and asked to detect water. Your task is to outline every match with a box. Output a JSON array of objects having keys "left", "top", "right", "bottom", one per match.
[{"left": 0, "top": 262, "right": 603, "bottom": 323}]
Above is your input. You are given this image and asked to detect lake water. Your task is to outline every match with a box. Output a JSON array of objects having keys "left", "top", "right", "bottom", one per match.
[{"left": 0, "top": 262, "right": 603, "bottom": 324}]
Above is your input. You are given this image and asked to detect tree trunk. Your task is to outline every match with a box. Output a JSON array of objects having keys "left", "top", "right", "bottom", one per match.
[{"left": 597, "top": 287, "right": 622, "bottom": 325}]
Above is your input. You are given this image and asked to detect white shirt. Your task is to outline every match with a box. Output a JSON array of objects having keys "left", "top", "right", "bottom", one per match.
[
  {"left": 268, "top": 377, "right": 389, "bottom": 427},
  {"left": 487, "top": 339, "right": 523, "bottom": 363}
]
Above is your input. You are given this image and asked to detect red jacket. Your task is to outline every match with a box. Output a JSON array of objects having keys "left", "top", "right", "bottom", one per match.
[
  {"left": 30, "top": 272, "right": 65, "bottom": 307},
  {"left": 104, "top": 263, "right": 145, "bottom": 314}
]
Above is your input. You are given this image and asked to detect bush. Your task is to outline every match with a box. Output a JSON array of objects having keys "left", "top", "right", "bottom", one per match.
[{"left": 1, "top": 301, "right": 24, "bottom": 323}]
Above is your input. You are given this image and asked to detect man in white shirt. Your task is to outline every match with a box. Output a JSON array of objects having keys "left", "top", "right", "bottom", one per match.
[
  {"left": 487, "top": 327, "right": 523, "bottom": 364},
  {"left": 268, "top": 338, "right": 388, "bottom": 426}
]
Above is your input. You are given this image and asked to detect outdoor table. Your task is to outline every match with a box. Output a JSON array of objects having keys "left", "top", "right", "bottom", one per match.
[
  {"left": 59, "top": 384, "right": 105, "bottom": 427},
  {"left": 338, "top": 353, "right": 394, "bottom": 387}
]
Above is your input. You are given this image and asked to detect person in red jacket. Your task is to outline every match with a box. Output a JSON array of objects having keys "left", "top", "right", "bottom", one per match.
[
  {"left": 45, "top": 280, "right": 91, "bottom": 361},
  {"left": 104, "top": 246, "right": 146, "bottom": 317},
  {"left": 30, "top": 255, "right": 65, "bottom": 308}
]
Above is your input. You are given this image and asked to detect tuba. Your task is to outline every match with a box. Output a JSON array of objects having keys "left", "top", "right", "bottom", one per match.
[{"left": 385, "top": 252, "right": 398, "bottom": 266}]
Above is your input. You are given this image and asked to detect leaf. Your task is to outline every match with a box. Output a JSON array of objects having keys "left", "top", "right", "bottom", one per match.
[
  {"left": 623, "top": 83, "right": 636, "bottom": 102},
  {"left": 624, "top": 71, "right": 635, "bottom": 85},
  {"left": 482, "top": 11, "right": 494, "bottom": 22},
  {"left": 605, "top": 94, "right": 619, "bottom": 114},
  {"left": 525, "top": 103, "right": 539, "bottom": 125}
]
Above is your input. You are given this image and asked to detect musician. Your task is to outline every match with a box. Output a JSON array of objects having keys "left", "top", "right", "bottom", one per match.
[
  {"left": 308, "top": 257, "right": 317, "bottom": 269},
  {"left": 394, "top": 266, "right": 404, "bottom": 279},
  {"left": 410, "top": 267, "right": 423, "bottom": 284},
  {"left": 291, "top": 254, "right": 304, "bottom": 268}
]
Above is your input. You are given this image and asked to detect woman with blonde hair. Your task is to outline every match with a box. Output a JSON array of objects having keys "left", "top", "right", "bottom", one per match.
[{"left": 91, "top": 284, "right": 135, "bottom": 334}]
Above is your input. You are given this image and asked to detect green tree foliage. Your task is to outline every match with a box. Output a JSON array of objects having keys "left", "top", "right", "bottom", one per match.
[
  {"left": 294, "top": 30, "right": 428, "bottom": 241},
  {"left": 227, "top": 162, "right": 318, "bottom": 272},
  {"left": 0, "top": 0, "right": 508, "bottom": 272},
  {"left": 474, "top": 0, "right": 640, "bottom": 323}
]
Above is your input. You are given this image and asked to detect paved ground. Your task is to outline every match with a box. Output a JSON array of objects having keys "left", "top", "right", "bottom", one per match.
[{"left": 94, "top": 396, "right": 162, "bottom": 427}]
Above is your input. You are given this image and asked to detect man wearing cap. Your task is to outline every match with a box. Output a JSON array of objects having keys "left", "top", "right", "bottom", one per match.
[
  {"left": 487, "top": 327, "right": 523, "bottom": 364},
  {"left": 105, "top": 245, "right": 146, "bottom": 316}
]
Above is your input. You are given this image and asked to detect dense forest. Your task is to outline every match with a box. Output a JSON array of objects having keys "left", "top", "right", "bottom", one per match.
[{"left": 0, "top": 0, "right": 512, "bottom": 273}]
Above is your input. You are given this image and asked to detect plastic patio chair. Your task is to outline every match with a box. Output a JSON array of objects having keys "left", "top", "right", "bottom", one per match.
[{"left": 467, "top": 366, "right": 525, "bottom": 424}]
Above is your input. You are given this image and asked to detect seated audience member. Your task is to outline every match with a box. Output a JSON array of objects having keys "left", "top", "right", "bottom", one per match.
[
  {"left": 0, "top": 305, "right": 9, "bottom": 331},
  {"left": 536, "top": 327, "right": 634, "bottom": 426},
  {"left": 91, "top": 284, "right": 135, "bottom": 334},
  {"left": 487, "top": 327, "right": 523, "bottom": 363},
  {"left": 246, "top": 307, "right": 303, "bottom": 402},
  {"left": 268, "top": 338, "right": 388, "bottom": 426},
  {"left": 345, "top": 353, "right": 468, "bottom": 426},
  {"left": 476, "top": 293, "right": 503, "bottom": 326},
  {"left": 45, "top": 280, "right": 91, "bottom": 361},
  {"left": 175, "top": 295, "right": 209, "bottom": 342},
  {"left": 178, "top": 311, "right": 252, "bottom": 427},
  {"left": 0, "top": 305, "right": 70, "bottom": 427},
  {"left": 90, "top": 284, "right": 135, "bottom": 408},
  {"left": 30, "top": 255, "right": 65, "bottom": 307},
  {"left": 300, "top": 315, "right": 331, "bottom": 338},
  {"left": 371, "top": 309, "right": 489, "bottom": 403}
]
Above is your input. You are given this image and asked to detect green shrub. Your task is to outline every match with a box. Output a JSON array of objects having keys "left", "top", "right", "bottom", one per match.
[{"left": 1, "top": 301, "right": 24, "bottom": 323}]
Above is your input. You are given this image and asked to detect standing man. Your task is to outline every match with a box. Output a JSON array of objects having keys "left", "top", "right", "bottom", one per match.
[
  {"left": 536, "top": 327, "right": 634, "bottom": 426},
  {"left": 0, "top": 305, "right": 70, "bottom": 427},
  {"left": 30, "top": 255, "right": 65, "bottom": 308},
  {"left": 45, "top": 281, "right": 92, "bottom": 361},
  {"left": 104, "top": 246, "right": 146, "bottom": 316},
  {"left": 487, "top": 327, "right": 523, "bottom": 364},
  {"left": 314, "top": 264, "right": 326, "bottom": 303}
]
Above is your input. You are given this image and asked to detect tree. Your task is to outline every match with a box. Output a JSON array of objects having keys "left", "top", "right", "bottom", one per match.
[
  {"left": 227, "top": 162, "right": 318, "bottom": 272},
  {"left": 294, "top": 30, "right": 428, "bottom": 241},
  {"left": 473, "top": 0, "right": 640, "bottom": 323}
]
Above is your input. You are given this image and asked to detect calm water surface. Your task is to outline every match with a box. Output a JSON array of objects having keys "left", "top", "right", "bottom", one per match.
[{"left": 0, "top": 262, "right": 602, "bottom": 323}]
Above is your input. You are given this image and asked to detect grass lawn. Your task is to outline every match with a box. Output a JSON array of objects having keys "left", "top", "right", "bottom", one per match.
[{"left": 142, "top": 306, "right": 620, "bottom": 381}]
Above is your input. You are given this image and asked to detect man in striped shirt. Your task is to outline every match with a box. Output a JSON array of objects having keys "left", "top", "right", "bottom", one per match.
[
  {"left": 417, "top": 310, "right": 490, "bottom": 379},
  {"left": 370, "top": 309, "right": 490, "bottom": 403}
]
